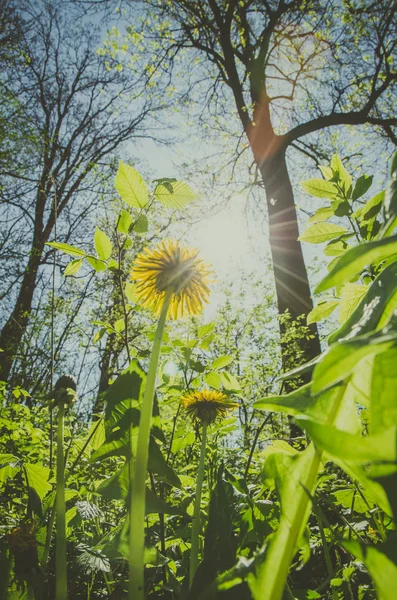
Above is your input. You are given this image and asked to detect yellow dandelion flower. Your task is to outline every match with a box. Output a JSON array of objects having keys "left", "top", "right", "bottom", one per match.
[
  {"left": 181, "top": 389, "right": 237, "bottom": 425},
  {"left": 131, "top": 239, "right": 212, "bottom": 319}
]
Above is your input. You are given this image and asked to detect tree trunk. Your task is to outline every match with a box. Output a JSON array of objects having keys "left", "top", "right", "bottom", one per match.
[
  {"left": 0, "top": 241, "right": 44, "bottom": 382},
  {"left": 258, "top": 148, "right": 321, "bottom": 363}
]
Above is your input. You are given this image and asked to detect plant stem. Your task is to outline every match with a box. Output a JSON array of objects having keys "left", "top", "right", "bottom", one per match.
[
  {"left": 189, "top": 421, "right": 208, "bottom": 589},
  {"left": 129, "top": 288, "right": 172, "bottom": 600},
  {"left": 244, "top": 413, "right": 272, "bottom": 479},
  {"left": 56, "top": 401, "right": 67, "bottom": 600},
  {"left": 314, "top": 504, "right": 338, "bottom": 600}
]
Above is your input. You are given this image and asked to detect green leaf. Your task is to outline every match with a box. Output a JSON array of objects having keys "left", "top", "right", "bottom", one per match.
[
  {"left": 338, "top": 283, "right": 368, "bottom": 323},
  {"left": 94, "top": 227, "right": 112, "bottom": 261},
  {"left": 191, "top": 469, "right": 240, "bottom": 595},
  {"left": 318, "top": 165, "right": 333, "bottom": 180},
  {"left": 370, "top": 348, "right": 397, "bottom": 434},
  {"left": 332, "top": 488, "right": 373, "bottom": 514},
  {"left": 298, "top": 222, "right": 348, "bottom": 244},
  {"left": 211, "top": 355, "right": 234, "bottom": 370},
  {"left": 198, "top": 322, "right": 215, "bottom": 337},
  {"left": 117, "top": 209, "right": 133, "bottom": 234},
  {"left": 329, "top": 261, "right": 397, "bottom": 342},
  {"left": 125, "top": 282, "right": 139, "bottom": 304},
  {"left": 98, "top": 463, "right": 181, "bottom": 514},
  {"left": 204, "top": 371, "right": 222, "bottom": 389},
  {"left": 301, "top": 178, "right": 338, "bottom": 198},
  {"left": 352, "top": 175, "right": 374, "bottom": 201},
  {"left": 354, "top": 191, "right": 384, "bottom": 222},
  {"left": 107, "top": 259, "right": 118, "bottom": 270},
  {"left": 307, "top": 300, "right": 339, "bottom": 324},
  {"left": 248, "top": 444, "right": 319, "bottom": 600},
  {"left": 24, "top": 463, "right": 52, "bottom": 500},
  {"left": 255, "top": 385, "right": 360, "bottom": 435},
  {"left": 315, "top": 235, "right": 397, "bottom": 293},
  {"left": 323, "top": 239, "right": 351, "bottom": 256},
  {"left": 254, "top": 384, "right": 315, "bottom": 417},
  {"left": 296, "top": 417, "right": 397, "bottom": 463},
  {"left": 77, "top": 545, "right": 110, "bottom": 573},
  {"left": 47, "top": 241, "right": 86, "bottom": 257},
  {"left": 330, "top": 154, "right": 352, "bottom": 194},
  {"left": 115, "top": 160, "right": 148, "bottom": 208},
  {"left": 64, "top": 258, "right": 84, "bottom": 276},
  {"left": 308, "top": 207, "right": 334, "bottom": 224},
  {"left": 154, "top": 179, "right": 198, "bottom": 209},
  {"left": 86, "top": 256, "right": 107, "bottom": 272},
  {"left": 132, "top": 213, "right": 148, "bottom": 233},
  {"left": 220, "top": 372, "right": 241, "bottom": 391},
  {"left": 312, "top": 331, "right": 396, "bottom": 394},
  {"left": 343, "top": 539, "right": 397, "bottom": 600},
  {"left": 0, "top": 463, "right": 20, "bottom": 487}
]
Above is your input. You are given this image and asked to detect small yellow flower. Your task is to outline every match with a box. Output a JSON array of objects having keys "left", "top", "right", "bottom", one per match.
[
  {"left": 181, "top": 389, "right": 237, "bottom": 424},
  {"left": 131, "top": 239, "right": 212, "bottom": 319}
]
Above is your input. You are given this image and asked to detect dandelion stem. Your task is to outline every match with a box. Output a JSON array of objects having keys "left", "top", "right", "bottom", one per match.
[
  {"left": 129, "top": 288, "right": 172, "bottom": 600},
  {"left": 189, "top": 421, "right": 208, "bottom": 589},
  {"left": 56, "top": 400, "right": 67, "bottom": 600}
]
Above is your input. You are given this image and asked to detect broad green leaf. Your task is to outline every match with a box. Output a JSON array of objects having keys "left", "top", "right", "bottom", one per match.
[
  {"left": 254, "top": 384, "right": 314, "bottom": 416},
  {"left": 191, "top": 469, "right": 240, "bottom": 595},
  {"left": 248, "top": 444, "right": 320, "bottom": 600},
  {"left": 312, "top": 331, "right": 396, "bottom": 394},
  {"left": 352, "top": 175, "right": 374, "bottom": 202},
  {"left": 338, "top": 283, "right": 368, "bottom": 323},
  {"left": 343, "top": 539, "right": 397, "bottom": 600},
  {"left": 318, "top": 165, "right": 333, "bottom": 180},
  {"left": 115, "top": 160, "right": 148, "bottom": 208},
  {"left": 370, "top": 348, "right": 397, "bottom": 434},
  {"left": 24, "top": 463, "right": 52, "bottom": 500},
  {"left": 198, "top": 322, "right": 215, "bottom": 337},
  {"left": 86, "top": 256, "right": 107, "bottom": 272},
  {"left": 255, "top": 385, "right": 359, "bottom": 435},
  {"left": 132, "top": 213, "right": 148, "bottom": 233},
  {"left": 296, "top": 417, "right": 397, "bottom": 463},
  {"left": 298, "top": 222, "right": 348, "bottom": 244},
  {"left": 358, "top": 191, "right": 384, "bottom": 223},
  {"left": 125, "top": 282, "right": 139, "bottom": 303},
  {"left": 117, "top": 209, "right": 133, "bottom": 234},
  {"left": 77, "top": 545, "right": 110, "bottom": 573},
  {"left": 329, "top": 261, "right": 397, "bottom": 343},
  {"left": 332, "top": 488, "right": 373, "bottom": 514},
  {"left": 0, "top": 454, "right": 18, "bottom": 468},
  {"left": 330, "top": 154, "right": 352, "bottom": 194},
  {"left": 220, "top": 372, "right": 241, "bottom": 391},
  {"left": 301, "top": 178, "right": 338, "bottom": 198},
  {"left": 107, "top": 259, "right": 118, "bottom": 270},
  {"left": 323, "top": 239, "right": 351, "bottom": 256},
  {"left": 204, "top": 371, "right": 222, "bottom": 389},
  {"left": 114, "top": 318, "right": 125, "bottom": 333},
  {"left": 47, "top": 241, "right": 86, "bottom": 257},
  {"left": 307, "top": 299, "right": 339, "bottom": 324},
  {"left": 154, "top": 179, "right": 198, "bottom": 209},
  {"left": 0, "top": 465, "right": 20, "bottom": 487},
  {"left": 86, "top": 418, "right": 106, "bottom": 452},
  {"left": 315, "top": 235, "right": 397, "bottom": 293},
  {"left": 308, "top": 206, "right": 334, "bottom": 224},
  {"left": 102, "top": 360, "right": 162, "bottom": 439},
  {"left": 94, "top": 227, "right": 112, "bottom": 261},
  {"left": 212, "top": 355, "right": 234, "bottom": 370},
  {"left": 98, "top": 463, "right": 180, "bottom": 514},
  {"left": 64, "top": 258, "right": 84, "bottom": 276}
]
